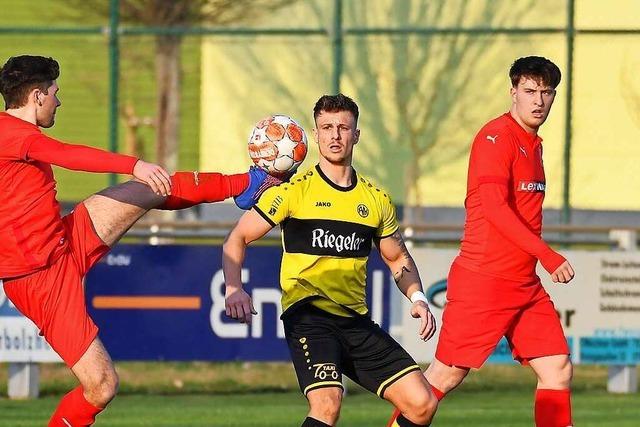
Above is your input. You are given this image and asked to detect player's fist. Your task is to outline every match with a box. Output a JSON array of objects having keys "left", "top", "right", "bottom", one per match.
[
  {"left": 411, "top": 301, "right": 437, "bottom": 341},
  {"left": 551, "top": 260, "right": 575, "bottom": 284},
  {"left": 225, "top": 286, "right": 257, "bottom": 324},
  {"left": 133, "top": 160, "right": 172, "bottom": 196}
]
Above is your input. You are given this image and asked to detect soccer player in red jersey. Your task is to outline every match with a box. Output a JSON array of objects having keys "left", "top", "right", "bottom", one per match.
[
  {"left": 0, "top": 55, "right": 278, "bottom": 427},
  {"left": 387, "top": 56, "right": 576, "bottom": 427}
]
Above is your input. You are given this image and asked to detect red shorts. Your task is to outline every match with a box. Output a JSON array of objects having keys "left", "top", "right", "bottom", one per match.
[
  {"left": 2, "top": 202, "right": 109, "bottom": 367},
  {"left": 435, "top": 262, "right": 569, "bottom": 369}
]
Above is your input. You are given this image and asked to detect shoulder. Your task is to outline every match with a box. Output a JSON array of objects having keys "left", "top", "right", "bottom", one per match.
[
  {"left": 470, "top": 114, "right": 518, "bottom": 157},
  {"left": 357, "top": 173, "right": 394, "bottom": 204},
  {"left": 474, "top": 114, "right": 515, "bottom": 144},
  {"left": 0, "top": 114, "right": 41, "bottom": 137}
]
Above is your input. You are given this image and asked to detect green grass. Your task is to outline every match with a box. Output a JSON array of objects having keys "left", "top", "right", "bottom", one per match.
[
  {"left": 0, "top": 390, "right": 639, "bottom": 426},
  {"left": 0, "top": 364, "right": 639, "bottom": 426}
]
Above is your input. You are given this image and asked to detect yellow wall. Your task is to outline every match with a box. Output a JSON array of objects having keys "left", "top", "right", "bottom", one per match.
[{"left": 201, "top": 0, "right": 640, "bottom": 210}]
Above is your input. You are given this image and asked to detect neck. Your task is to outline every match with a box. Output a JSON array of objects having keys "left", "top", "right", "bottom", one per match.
[
  {"left": 5, "top": 107, "right": 37, "bottom": 126},
  {"left": 318, "top": 158, "right": 353, "bottom": 187},
  {"left": 509, "top": 107, "right": 538, "bottom": 135}
]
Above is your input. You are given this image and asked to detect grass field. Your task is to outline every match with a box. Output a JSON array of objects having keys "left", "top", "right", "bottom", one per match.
[{"left": 1, "top": 363, "right": 639, "bottom": 426}]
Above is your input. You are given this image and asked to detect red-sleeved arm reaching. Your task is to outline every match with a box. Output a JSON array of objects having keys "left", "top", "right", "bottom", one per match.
[
  {"left": 478, "top": 181, "right": 565, "bottom": 273},
  {"left": 24, "top": 133, "right": 138, "bottom": 174}
]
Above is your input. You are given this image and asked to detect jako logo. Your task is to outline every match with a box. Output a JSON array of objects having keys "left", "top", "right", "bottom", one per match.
[
  {"left": 426, "top": 279, "right": 448, "bottom": 309},
  {"left": 518, "top": 181, "right": 546, "bottom": 192},
  {"left": 315, "top": 201, "right": 331, "bottom": 207},
  {"left": 311, "top": 229, "right": 366, "bottom": 252}
]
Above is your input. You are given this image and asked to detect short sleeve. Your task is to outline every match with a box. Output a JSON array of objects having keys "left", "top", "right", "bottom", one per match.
[
  {"left": 470, "top": 127, "right": 516, "bottom": 186},
  {"left": 377, "top": 193, "right": 399, "bottom": 238},
  {"left": 254, "top": 181, "right": 295, "bottom": 226}
]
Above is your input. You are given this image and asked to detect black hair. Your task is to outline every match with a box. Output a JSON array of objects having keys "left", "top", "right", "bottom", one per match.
[
  {"left": 0, "top": 55, "right": 59, "bottom": 109},
  {"left": 313, "top": 93, "right": 359, "bottom": 124},
  {"left": 509, "top": 56, "right": 561, "bottom": 88}
]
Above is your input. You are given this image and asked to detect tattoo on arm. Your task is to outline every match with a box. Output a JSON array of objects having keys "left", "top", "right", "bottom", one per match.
[
  {"left": 392, "top": 230, "right": 412, "bottom": 261},
  {"left": 390, "top": 230, "right": 415, "bottom": 283},
  {"left": 394, "top": 265, "right": 412, "bottom": 284}
]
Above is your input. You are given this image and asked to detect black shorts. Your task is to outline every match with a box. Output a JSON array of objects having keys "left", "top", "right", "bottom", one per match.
[{"left": 283, "top": 304, "right": 420, "bottom": 398}]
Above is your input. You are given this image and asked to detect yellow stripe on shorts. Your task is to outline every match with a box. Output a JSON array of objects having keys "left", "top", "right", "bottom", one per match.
[
  {"left": 303, "top": 381, "right": 344, "bottom": 395},
  {"left": 376, "top": 364, "right": 421, "bottom": 397}
]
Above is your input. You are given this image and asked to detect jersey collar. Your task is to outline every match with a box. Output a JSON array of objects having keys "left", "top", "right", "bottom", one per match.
[
  {"left": 315, "top": 164, "right": 358, "bottom": 192},
  {"left": 503, "top": 112, "right": 543, "bottom": 148}
]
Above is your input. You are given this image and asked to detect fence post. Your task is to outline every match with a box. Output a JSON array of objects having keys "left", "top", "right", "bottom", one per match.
[
  {"left": 8, "top": 363, "right": 39, "bottom": 399},
  {"left": 607, "top": 229, "right": 638, "bottom": 394}
]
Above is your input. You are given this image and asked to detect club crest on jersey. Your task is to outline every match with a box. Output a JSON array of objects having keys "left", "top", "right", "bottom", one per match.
[
  {"left": 518, "top": 181, "right": 546, "bottom": 192},
  {"left": 357, "top": 204, "right": 369, "bottom": 218}
]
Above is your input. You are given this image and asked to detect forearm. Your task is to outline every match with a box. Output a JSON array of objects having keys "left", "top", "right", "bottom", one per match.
[
  {"left": 222, "top": 232, "right": 248, "bottom": 290},
  {"left": 390, "top": 255, "right": 424, "bottom": 299},
  {"left": 479, "top": 183, "right": 565, "bottom": 273},
  {"left": 26, "top": 134, "right": 138, "bottom": 174}
]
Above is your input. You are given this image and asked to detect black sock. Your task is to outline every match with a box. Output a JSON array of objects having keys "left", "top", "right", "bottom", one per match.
[
  {"left": 396, "top": 414, "right": 429, "bottom": 427},
  {"left": 301, "top": 416, "right": 332, "bottom": 427}
]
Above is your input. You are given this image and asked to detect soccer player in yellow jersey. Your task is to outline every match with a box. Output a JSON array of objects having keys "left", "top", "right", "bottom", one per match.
[{"left": 223, "top": 94, "right": 439, "bottom": 427}]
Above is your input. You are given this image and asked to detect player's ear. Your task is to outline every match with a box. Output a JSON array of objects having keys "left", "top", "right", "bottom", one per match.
[
  {"left": 510, "top": 86, "right": 517, "bottom": 103},
  {"left": 353, "top": 128, "right": 360, "bottom": 145},
  {"left": 313, "top": 127, "right": 319, "bottom": 144},
  {"left": 32, "top": 88, "right": 43, "bottom": 106}
]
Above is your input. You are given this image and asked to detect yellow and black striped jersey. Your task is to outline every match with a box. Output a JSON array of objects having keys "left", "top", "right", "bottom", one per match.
[{"left": 254, "top": 164, "right": 398, "bottom": 317}]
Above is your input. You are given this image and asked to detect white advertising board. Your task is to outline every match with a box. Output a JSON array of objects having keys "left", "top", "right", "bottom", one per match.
[
  {"left": 397, "top": 249, "right": 640, "bottom": 365},
  {"left": 0, "top": 281, "right": 61, "bottom": 363}
]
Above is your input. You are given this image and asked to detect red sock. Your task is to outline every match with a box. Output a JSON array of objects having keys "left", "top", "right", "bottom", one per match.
[
  {"left": 430, "top": 384, "right": 446, "bottom": 401},
  {"left": 160, "top": 171, "right": 249, "bottom": 210},
  {"left": 386, "top": 408, "right": 402, "bottom": 427},
  {"left": 48, "top": 386, "right": 104, "bottom": 427},
  {"left": 535, "top": 388, "right": 572, "bottom": 427}
]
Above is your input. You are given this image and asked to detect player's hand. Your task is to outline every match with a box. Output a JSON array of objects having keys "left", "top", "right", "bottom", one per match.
[
  {"left": 132, "top": 160, "right": 172, "bottom": 196},
  {"left": 410, "top": 301, "right": 437, "bottom": 341},
  {"left": 551, "top": 261, "right": 575, "bottom": 284},
  {"left": 225, "top": 286, "right": 257, "bottom": 324}
]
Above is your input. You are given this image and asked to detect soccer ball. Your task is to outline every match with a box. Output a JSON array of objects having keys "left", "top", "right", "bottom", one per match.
[{"left": 248, "top": 114, "right": 308, "bottom": 178}]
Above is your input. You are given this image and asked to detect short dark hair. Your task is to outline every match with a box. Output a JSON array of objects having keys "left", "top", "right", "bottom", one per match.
[
  {"left": 0, "top": 55, "right": 60, "bottom": 109},
  {"left": 313, "top": 93, "right": 359, "bottom": 124},
  {"left": 509, "top": 56, "right": 561, "bottom": 89}
]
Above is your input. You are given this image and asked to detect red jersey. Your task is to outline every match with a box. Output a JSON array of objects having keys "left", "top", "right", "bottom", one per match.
[
  {"left": 0, "top": 112, "right": 138, "bottom": 278},
  {"left": 456, "top": 112, "right": 565, "bottom": 282}
]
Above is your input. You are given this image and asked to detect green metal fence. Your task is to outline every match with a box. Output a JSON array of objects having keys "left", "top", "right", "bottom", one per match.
[{"left": 1, "top": 0, "right": 639, "bottom": 221}]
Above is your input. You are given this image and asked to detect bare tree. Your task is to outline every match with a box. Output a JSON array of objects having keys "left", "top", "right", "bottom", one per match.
[
  {"left": 56, "top": 0, "right": 297, "bottom": 172},
  {"left": 214, "top": 0, "right": 538, "bottom": 221}
]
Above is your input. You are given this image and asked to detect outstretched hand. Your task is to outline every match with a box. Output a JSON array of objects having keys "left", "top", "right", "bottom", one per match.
[
  {"left": 411, "top": 301, "right": 437, "bottom": 341},
  {"left": 133, "top": 160, "right": 172, "bottom": 196}
]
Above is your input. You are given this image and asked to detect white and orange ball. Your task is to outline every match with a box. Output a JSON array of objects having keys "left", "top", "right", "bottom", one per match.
[{"left": 248, "top": 114, "right": 308, "bottom": 178}]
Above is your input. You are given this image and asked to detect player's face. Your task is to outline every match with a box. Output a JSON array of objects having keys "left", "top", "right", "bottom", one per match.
[
  {"left": 510, "top": 77, "right": 556, "bottom": 133},
  {"left": 35, "top": 81, "right": 61, "bottom": 128},
  {"left": 313, "top": 110, "right": 360, "bottom": 166}
]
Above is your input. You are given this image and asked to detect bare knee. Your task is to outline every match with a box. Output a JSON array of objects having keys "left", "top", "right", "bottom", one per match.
[
  {"left": 83, "top": 367, "right": 119, "bottom": 408},
  {"left": 539, "top": 359, "right": 573, "bottom": 389},
  {"left": 425, "top": 360, "right": 469, "bottom": 393},
  {"left": 402, "top": 388, "right": 439, "bottom": 424},
  {"left": 307, "top": 388, "right": 343, "bottom": 425}
]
